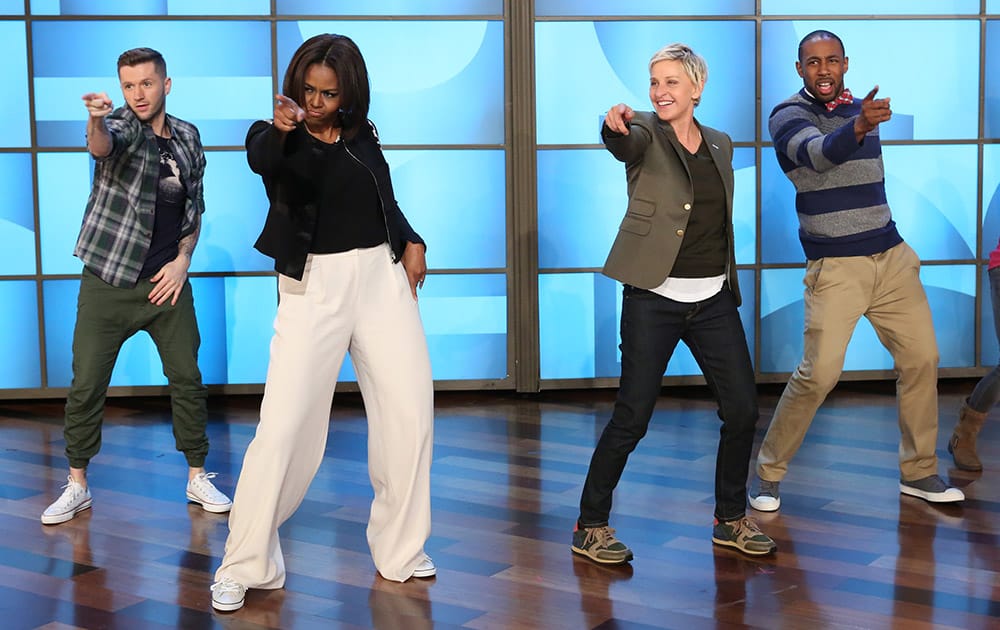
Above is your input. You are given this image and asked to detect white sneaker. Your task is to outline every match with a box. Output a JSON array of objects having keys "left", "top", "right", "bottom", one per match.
[
  {"left": 186, "top": 472, "right": 232, "bottom": 513},
  {"left": 210, "top": 577, "right": 246, "bottom": 611},
  {"left": 41, "top": 475, "right": 92, "bottom": 525},
  {"left": 412, "top": 556, "right": 436, "bottom": 578}
]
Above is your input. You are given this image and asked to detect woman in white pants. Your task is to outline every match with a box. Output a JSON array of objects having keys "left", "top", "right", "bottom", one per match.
[{"left": 211, "top": 33, "right": 434, "bottom": 612}]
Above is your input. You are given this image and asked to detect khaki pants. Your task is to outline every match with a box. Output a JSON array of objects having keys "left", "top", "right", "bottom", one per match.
[
  {"left": 757, "top": 242, "right": 940, "bottom": 483},
  {"left": 216, "top": 244, "right": 434, "bottom": 586}
]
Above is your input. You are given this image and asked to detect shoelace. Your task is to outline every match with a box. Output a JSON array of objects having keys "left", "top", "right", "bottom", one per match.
[
  {"left": 211, "top": 578, "right": 243, "bottom": 595},
  {"left": 736, "top": 517, "right": 764, "bottom": 538},
  {"left": 52, "top": 479, "right": 85, "bottom": 508},
  {"left": 585, "top": 526, "right": 619, "bottom": 548}
]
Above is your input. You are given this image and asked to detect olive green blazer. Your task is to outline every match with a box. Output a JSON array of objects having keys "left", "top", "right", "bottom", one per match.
[{"left": 601, "top": 111, "right": 741, "bottom": 305}]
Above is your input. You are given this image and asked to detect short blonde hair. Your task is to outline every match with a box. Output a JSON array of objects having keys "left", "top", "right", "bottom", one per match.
[{"left": 648, "top": 43, "right": 708, "bottom": 106}]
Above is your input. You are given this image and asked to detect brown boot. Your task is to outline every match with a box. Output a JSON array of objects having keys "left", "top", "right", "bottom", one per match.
[{"left": 948, "top": 399, "right": 987, "bottom": 471}]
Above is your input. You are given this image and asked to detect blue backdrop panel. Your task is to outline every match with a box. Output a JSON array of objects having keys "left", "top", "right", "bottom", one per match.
[
  {"left": 0, "top": 21, "right": 29, "bottom": 147},
  {"left": 335, "top": 273, "right": 507, "bottom": 383},
  {"left": 29, "top": 0, "right": 271, "bottom": 14},
  {"left": 37, "top": 152, "right": 92, "bottom": 275},
  {"left": 539, "top": 269, "right": 754, "bottom": 379},
  {"left": 0, "top": 154, "right": 36, "bottom": 275},
  {"left": 987, "top": 21, "right": 1000, "bottom": 139},
  {"left": 536, "top": 21, "right": 755, "bottom": 145},
  {"left": 761, "top": 145, "right": 979, "bottom": 264},
  {"left": 384, "top": 150, "right": 506, "bottom": 270},
  {"left": 196, "top": 150, "right": 272, "bottom": 273},
  {"left": 43, "top": 276, "right": 262, "bottom": 387},
  {"left": 277, "top": 21, "right": 503, "bottom": 146},
  {"left": 759, "top": 265, "right": 975, "bottom": 374},
  {"left": 761, "top": 0, "right": 980, "bottom": 14},
  {"left": 761, "top": 20, "right": 979, "bottom": 141},
  {"left": 535, "top": 0, "right": 754, "bottom": 16},
  {"left": 277, "top": 0, "right": 501, "bottom": 14},
  {"left": 538, "top": 148, "right": 756, "bottom": 269},
  {"left": 0, "top": 282, "right": 40, "bottom": 388},
  {"left": 0, "top": 0, "right": 22, "bottom": 14},
  {"left": 32, "top": 20, "right": 272, "bottom": 147}
]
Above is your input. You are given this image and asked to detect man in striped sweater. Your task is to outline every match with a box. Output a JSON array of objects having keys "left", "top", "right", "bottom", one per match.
[{"left": 748, "top": 30, "right": 964, "bottom": 511}]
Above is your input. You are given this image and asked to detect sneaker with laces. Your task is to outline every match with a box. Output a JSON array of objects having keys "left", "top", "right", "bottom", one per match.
[
  {"left": 210, "top": 577, "right": 246, "bottom": 612},
  {"left": 571, "top": 525, "right": 633, "bottom": 564},
  {"left": 186, "top": 472, "right": 232, "bottom": 513},
  {"left": 41, "top": 475, "right": 92, "bottom": 525},
  {"left": 412, "top": 556, "right": 436, "bottom": 578},
  {"left": 712, "top": 516, "right": 777, "bottom": 556},
  {"left": 899, "top": 474, "right": 964, "bottom": 503},
  {"left": 748, "top": 476, "right": 781, "bottom": 512}
]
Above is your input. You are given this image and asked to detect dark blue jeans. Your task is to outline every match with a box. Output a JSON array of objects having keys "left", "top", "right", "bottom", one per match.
[
  {"left": 970, "top": 266, "right": 1000, "bottom": 412},
  {"left": 578, "top": 285, "right": 758, "bottom": 525}
]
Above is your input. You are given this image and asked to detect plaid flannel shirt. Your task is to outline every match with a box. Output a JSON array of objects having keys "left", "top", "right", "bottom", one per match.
[{"left": 75, "top": 106, "right": 206, "bottom": 288}]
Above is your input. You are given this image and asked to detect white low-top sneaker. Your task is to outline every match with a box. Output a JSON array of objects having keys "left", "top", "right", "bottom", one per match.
[
  {"left": 186, "top": 472, "right": 232, "bottom": 513},
  {"left": 211, "top": 577, "right": 247, "bottom": 612},
  {"left": 41, "top": 475, "right": 92, "bottom": 525},
  {"left": 412, "top": 556, "right": 436, "bottom": 578}
]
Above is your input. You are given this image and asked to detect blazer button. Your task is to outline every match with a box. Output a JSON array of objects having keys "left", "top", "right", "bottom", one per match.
[
  {"left": 683, "top": 203, "right": 691, "bottom": 211},
  {"left": 675, "top": 229, "right": 685, "bottom": 237}
]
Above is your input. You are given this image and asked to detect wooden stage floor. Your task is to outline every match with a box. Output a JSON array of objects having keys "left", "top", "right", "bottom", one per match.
[{"left": 0, "top": 380, "right": 997, "bottom": 629}]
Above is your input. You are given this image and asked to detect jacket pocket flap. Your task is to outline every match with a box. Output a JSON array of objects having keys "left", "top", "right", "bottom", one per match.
[
  {"left": 627, "top": 198, "right": 656, "bottom": 217},
  {"left": 619, "top": 216, "right": 651, "bottom": 236}
]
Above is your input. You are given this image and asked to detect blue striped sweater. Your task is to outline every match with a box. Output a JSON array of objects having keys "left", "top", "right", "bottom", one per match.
[{"left": 768, "top": 88, "right": 902, "bottom": 261}]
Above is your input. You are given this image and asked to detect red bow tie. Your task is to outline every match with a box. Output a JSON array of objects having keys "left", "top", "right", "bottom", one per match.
[{"left": 825, "top": 88, "right": 853, "bottom": 111}]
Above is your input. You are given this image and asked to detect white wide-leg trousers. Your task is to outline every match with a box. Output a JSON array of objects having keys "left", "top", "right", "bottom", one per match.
[{"left": 215, "top": 244, "right": 434, "bottom": 586}]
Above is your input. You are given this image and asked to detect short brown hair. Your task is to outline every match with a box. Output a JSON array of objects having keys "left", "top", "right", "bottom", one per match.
[{"left": 117, "top": 47, "right": 167, "bottom": 78}]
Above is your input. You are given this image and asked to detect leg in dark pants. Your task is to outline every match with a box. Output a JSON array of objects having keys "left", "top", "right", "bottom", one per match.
[
  {"left": 681, "top": 288, "right": 757, "bottom": 522},
  {"left": 578, "top": 286, "right": 685, "bottom": 527},
  {"left": 64, "top": 269, "right": 137, "bottom": 469},
  {"left": 145, "top": 280, "right": 209, "bottom": 468}
]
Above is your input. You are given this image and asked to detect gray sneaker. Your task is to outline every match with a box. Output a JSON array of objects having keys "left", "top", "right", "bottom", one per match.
[
  {"left": 571, "top": 525, "right": 633, "bottom": 564},
  {"left": 899, "top": 474, "right": 964, "bottom": 503},
  {"left": 748, "top": 476, "right": 780, "bottom": 512}
]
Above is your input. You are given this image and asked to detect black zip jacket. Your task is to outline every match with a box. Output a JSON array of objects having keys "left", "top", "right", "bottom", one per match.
[{"left": 246, "top": 119, "right": 424, "bottom": 280}]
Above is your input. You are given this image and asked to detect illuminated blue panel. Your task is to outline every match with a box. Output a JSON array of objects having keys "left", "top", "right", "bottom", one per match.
[
  {"left": 43, "top": 277, "right": 248, "bottom": 387},
  {"left": 196, "top": 151, "right": 272, "bottom": 273},
  {"left": 983, "top": 267, "right": 999, "bottom": 368},
  {"left": 759, "top": 265, "right": 975, "bottom": 373},
  {"left": 0, "top": 0, "right": 23, "bottom": 14},
  {"left": 762, "top": 0, "right": 979, "bottom": 14},
  {"left": 338, "top": 273, "right": 507, "bottom": 382},
  {"left": 538, "top": 149, "right": 623, "bottom": 270},
  {"left": 277, "top": 0, "right": 501, "bottom": 14},
  {"left": 762, "top": 145, "right": 977, "bottom": 264},
  {"left": 987, "top": 21, "right": 1000, "bottom": 138},
  {"left": 0, "top": 22, "right": 29, "bottom": 146},
  {"left": 0, "top": 282, "right": 40, "bottom": 388},
  {"left": 539, "top": 270, "right": 754, "bottom": 379},
  {"left": 31, "top": 0, "right": 271, "bottom": 14},
  {"left": 539, "top": 148, "right": 755, "bottom": 269},
  {"left": 984, "top": 146, "right": 1000, "bottom": 251},
  {"left": 536, "top": 21, "right": 755, "bottom": 144},
  {"left": 384, "top": 150, "right": 505, "bottom": 269},
  {"left": 992, "top": 1, "right": 1000, "bottom": 13},
  {"left": 536, "top": 0, "right": 754, "bottom": 15},
  {"left": 278, "top": 21, "right": 503, "bottom": 145},
  {"left": 761, "top": 21, "right": 979, "bottom": 140},
  {"left": 0, "top": 154, "right": 36, "bottom": 275},
  {"left": 32, "top": 21, "right": 272, "bottom": 146},
  {"left": 38, "top": 152, "right": 91, "bottom": 275},
  {"left": 221, "top": 276, "right": 276, "bottom": 383},
  {"left": 882, "top": 145, "right": 977, "bottom": 261}
]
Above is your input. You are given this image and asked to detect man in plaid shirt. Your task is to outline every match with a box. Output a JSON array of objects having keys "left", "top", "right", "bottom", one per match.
[{"left": 41, "top": 47, "right": 232, "bottom": 525}]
